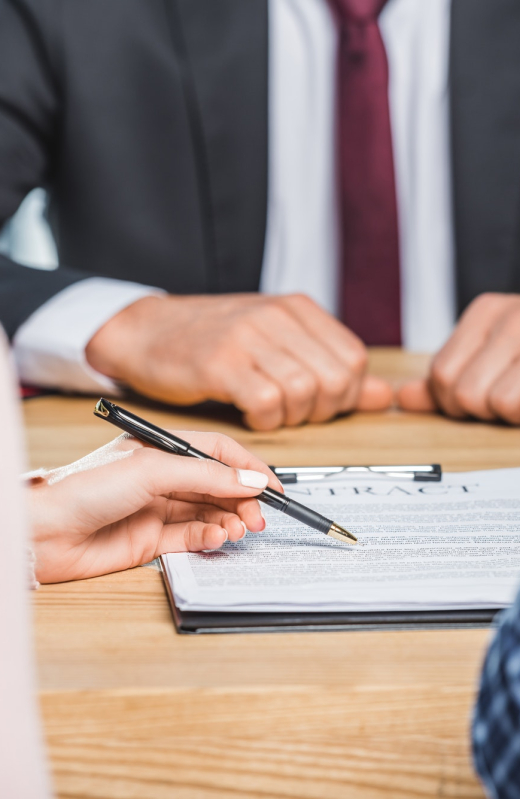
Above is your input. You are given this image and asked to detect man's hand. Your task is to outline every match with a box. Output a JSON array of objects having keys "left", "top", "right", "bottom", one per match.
[
  {"left": 398, "top": 293, "right": 520, "bottom": 423},
  {"left": 86, "top": 293, "right": 392, "bottom": 430}
]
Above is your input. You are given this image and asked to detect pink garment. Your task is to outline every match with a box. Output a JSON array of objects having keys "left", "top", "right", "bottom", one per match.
[{"left": 0, "top": 332, "right": 51, "bottom": 797}]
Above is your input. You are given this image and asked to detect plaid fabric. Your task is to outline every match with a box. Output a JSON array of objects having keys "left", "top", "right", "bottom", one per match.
[{"left": 473, "top": 591, "right": 520, "bottom": 797}]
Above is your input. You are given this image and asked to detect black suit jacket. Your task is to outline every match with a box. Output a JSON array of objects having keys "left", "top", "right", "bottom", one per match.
[{"left": 0, "top": 0, "right": 519, "bottom": 339}]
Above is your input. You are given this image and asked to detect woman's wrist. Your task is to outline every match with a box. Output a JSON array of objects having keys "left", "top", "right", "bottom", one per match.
[{"left": 26, "top": 479, "right": 61, "bottom": 583}]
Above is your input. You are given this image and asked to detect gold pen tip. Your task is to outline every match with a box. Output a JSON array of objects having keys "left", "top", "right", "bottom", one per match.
[
  {"left": 327, "top": 523, "right": 357, "bottom": 545},
  {"left": 94, "top": 398, "right": 110, "bottom": 418}
]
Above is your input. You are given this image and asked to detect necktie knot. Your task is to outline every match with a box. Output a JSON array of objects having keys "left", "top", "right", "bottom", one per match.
[
  {"left": 330, "top": 0, "right": 388, "bottom": 60},
  {"left": 331, "top": 0, "right": 388, "bottom": 25}
]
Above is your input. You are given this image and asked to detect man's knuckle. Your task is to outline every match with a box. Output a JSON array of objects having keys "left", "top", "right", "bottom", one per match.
[
  {"left": 231, "top": 319, "right": 255, "bottom": 345},
  {"left": 248, "top": 301, "right": 283, "bottom": 330},
  {"left": 453, "top": 385, "right": 481, "bottom": 415},
  {"left": 202, "top": 350, "right": 233, "bottom": 381},
  {"left": 470, "top": 292, "right": 503, "bottom": 315},
  {"left": 286, "top": 372, "right": 317, "bottom": 401},
  {"left": 283, "top": 292, "right": 311, "bottom": 306},
  {"left": 475, "top": 292, "right": 496, "bottom": 308},
  {"left": 350, "top": 346, "right": 368, "bottom": 373},
  {"left": 264, "top": 302, "right": 292, "bottom": 326},
  {"left": 202, "top": 348, "right": 223, "bottom": 371},
  {"left": 431, "top": 359, "right": 454, "bottom": 392},
  {"left": 293, "top": 292, "right": 315, "bottom": 308},
  {"left": 251, "top": 384, "right": 283, "bottom": 413},
  {"left": 498, "top": 315, "right": 520, "bottom": 343},
  {"left": 320, "top": 370, "right": 350, "bottom": 398},
  {"left": 490, "top": 391, "right": 520, "bottom": 424}
]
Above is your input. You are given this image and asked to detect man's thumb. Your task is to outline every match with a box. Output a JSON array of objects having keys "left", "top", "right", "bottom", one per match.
[
  {"left": 397, "top": 379, "right": 437, "bottom": 412},
  {"left": 356, "top": 374, "right": 394, "bottom": 411}
]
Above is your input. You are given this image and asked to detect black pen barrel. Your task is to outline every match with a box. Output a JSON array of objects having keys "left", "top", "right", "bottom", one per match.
[
  {"left": 259, "top": 488, "right": 330, "bottom": 534},
  {"left": 95, "top": 398, "right": 338, "bottom": 539},
  {"left": 281, "top": 499, "right": 331, "bottom": 534},
  {"left": 258, "top": 486, "right": 290, "bottom": 513},
  {"left": 189, "top": 468, "right": 331, "bottom": 536}
]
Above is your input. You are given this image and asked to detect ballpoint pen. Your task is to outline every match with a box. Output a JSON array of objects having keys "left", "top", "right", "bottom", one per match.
[{"left": 93, "top": 398, "right": 357, "bottom": 545}]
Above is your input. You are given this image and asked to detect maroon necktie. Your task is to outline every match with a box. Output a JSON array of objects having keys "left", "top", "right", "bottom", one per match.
[{"left": 331, "top": 0, "right": 401, "bottom": 345}]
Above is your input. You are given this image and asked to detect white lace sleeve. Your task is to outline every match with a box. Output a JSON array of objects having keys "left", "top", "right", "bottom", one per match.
[
  {"left": 22, "top": 470, "right": 48, "bottom": 589},
  {"left": 27, "top": 547, "right": 40, "bottom": 590}
]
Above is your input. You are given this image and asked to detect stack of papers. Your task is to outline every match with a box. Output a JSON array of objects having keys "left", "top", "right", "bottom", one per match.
[{"left": 162, "top": 468, "right": 520, "bottom": 615}]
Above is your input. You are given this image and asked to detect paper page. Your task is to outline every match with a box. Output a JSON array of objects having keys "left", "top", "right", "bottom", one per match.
[{"left": 162, "top": 468, "right": 520, "bottom": 613}]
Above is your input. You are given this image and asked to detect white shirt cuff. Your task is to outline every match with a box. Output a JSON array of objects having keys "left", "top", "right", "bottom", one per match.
[{"left": 13, "top": 277, "right": 165, "bottom": 394}]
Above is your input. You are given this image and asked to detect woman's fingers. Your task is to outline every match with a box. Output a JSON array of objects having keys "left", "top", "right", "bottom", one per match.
[
  {"left": 158, "top": 508, "right": 260, "bottom": 553},
  {"left": 133, "top": 429, "right": 283, "bottom": 491},
  {"left": 131, "top": 450, "right": 269, "bottom": 498},
  {"left": 183, "top": 431, "right": 283, "bottom": 490},
  {"left": 232, "top": 497, "right": 266, "bottom": 533},
  {"left": 159, "top": 521, "right": 229, "bottom": 553},
  {"left": 40, "top": 448, "right": 272, "bottom": 538},
  {"left": 86, "top": 429, "right": 282, "bottom": 493},
  {"left": 167, "top": 495, "right": 265, "bottom": 533},
  {"left": 163, "top": 499, "right": 262, "bottom": 542},
  {"left": 160, "top": 492, "right": 266, "bottom": 531}
]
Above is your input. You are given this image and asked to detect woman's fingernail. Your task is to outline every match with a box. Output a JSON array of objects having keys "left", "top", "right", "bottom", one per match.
[
  {"left": 239, "top": 522, "right": 247, "bottom": 539},
  {"left": 237, "top": 469, "right": 269, "bottom": 489}
]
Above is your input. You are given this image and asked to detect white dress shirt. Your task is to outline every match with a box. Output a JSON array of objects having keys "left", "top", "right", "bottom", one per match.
[{"left": 8, "top": 0, "right": 455, "bottom": 392}]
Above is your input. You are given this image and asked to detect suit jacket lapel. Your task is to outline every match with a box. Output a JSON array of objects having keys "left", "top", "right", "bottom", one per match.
[
  {"left": 450, "top": 0, "right": 520, "bottom": 313},
  {"left": 173, "top": 0, "right": 268, "bottom": 293}
]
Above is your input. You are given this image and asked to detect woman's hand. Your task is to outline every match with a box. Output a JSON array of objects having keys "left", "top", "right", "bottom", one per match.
[{"left": 28, "top": 431, "right": 282, "bottom": 584}]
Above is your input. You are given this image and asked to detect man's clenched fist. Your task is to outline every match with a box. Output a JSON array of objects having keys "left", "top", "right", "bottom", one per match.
[
  {"left": 398, "top": 293, "right": 520, "bottom": 424},
  {"left": 86, "top": 292, "right": 393, "bottom": 430}
]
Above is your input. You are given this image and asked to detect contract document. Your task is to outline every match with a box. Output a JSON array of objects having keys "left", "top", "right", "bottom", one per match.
[{"left": 162, "top": 468, "right": 520, "bottom": 626}]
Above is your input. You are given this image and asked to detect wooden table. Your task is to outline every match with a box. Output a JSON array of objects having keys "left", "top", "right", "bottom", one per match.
[{"left": 27, "top": 350, "right": 520, "bottom": 799}]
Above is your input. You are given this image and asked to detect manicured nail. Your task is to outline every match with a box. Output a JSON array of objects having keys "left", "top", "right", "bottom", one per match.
[
  {"left": 239, "top": 522, "right": 247, "bottom": 539},
  {"left": 237, "top": 469, "right": 269, "bottom": 489},
  {"left": 259, "top": 507, "right": 266, "bottom": 526}
]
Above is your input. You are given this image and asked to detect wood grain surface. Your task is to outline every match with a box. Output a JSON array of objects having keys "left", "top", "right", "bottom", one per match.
[{"left": 28, "top": 349, "right": 516, "bottom": 798}]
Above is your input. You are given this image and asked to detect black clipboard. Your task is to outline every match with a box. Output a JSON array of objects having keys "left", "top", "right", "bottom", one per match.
[{"left": 160, "top": 558, "right": 500, "bottom": 635}]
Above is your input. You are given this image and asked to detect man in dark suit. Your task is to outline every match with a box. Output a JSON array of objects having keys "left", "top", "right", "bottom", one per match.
[{"left": 1, "top": 0, "right": 520, "bottom": 430}]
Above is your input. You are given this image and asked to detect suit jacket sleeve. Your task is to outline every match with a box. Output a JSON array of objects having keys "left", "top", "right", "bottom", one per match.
[{"left": 0, "top": 0, "right": 89, "bottom": 339}]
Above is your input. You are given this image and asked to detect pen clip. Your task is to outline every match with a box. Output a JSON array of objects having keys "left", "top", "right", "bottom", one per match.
[{"left": 94, "top": 397, "right": 190, "bottom": 454}]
